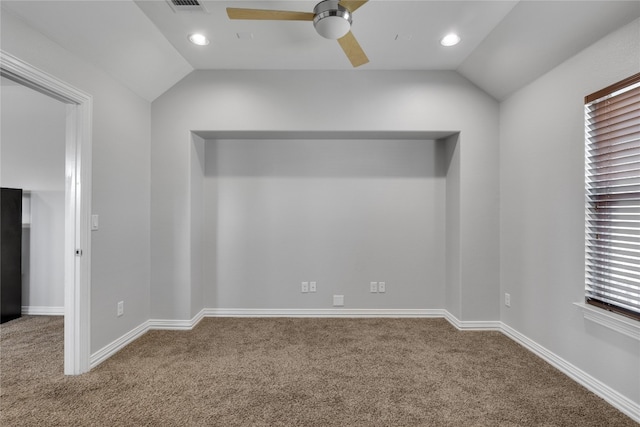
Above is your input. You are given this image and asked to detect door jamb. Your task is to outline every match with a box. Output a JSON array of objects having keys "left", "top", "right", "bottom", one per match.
[{"left": 1, "top": 50, "right": 92, "bottom": 375}]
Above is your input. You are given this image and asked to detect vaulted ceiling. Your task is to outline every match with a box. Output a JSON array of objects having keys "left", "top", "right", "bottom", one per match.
[{"left": 2, "top": 1, "right": 639, "bottom": 102}]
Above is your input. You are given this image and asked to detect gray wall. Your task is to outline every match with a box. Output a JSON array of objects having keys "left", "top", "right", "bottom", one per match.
[
  {"left": 1, "top": 11, "right": 152, "bottom": 353},
  {"left": 151, "top": 70, "right": 500, "bottom": 321},
  {"left": 1, "top": 82, "right": 66, "bottom": 309},
  {"left": 205, "top": 138, "right": 446, "bottom": 309},
  {"left": 500, "top": 18, "right": 640, "bottom": 404}
]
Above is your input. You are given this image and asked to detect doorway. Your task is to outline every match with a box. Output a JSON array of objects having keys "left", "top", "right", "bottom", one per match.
[
  {"left": 1, "top": 50, "right": 92, "bottom": 375},
  {"left": 2, "top": 76, "right": 66, "bottom": 316}
]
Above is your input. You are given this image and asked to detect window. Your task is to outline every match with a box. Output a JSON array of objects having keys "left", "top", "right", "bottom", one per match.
[{"left": 585, "top": 72, "right": 640, "bottom": 321}]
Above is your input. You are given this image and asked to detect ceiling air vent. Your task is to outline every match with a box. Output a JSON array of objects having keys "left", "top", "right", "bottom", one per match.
[{"left": 166, "top": 0, "right": 208, "bottom": 13}]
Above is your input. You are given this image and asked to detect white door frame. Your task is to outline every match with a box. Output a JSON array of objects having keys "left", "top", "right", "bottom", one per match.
[{"left": 1, "top": 50, "right": 92, "bottom": 375}]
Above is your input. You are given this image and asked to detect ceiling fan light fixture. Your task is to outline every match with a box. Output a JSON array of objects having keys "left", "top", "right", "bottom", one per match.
[{"left": 313, "top": 1, "right": 352, "bottom": 39}]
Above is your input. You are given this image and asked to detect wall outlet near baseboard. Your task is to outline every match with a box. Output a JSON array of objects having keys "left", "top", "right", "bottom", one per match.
[
  {"left": 333, "top": 295, "right": 344, "bottom": 306},
  {"left": 378, "top": 281, "right": 386, "bottom": 293},
  {"left": 505, "top": 293, "right": 511, "bottom": 308},
  {"left": 370, "top": 282, "right": 378, "bottom": 293},
  {"left": 309, "top": 281, "right": 317, "bottom": 292},
  {"left": 117, "top": 301, "right": 124, "bottom": 317},
  {"left": 301, "top": 282, "right": 309, "bottom": 293}
]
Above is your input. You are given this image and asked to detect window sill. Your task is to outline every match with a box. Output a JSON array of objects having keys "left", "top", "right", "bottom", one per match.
[{"left": 574, "top": 302, "right": 640, "bottom": 341}]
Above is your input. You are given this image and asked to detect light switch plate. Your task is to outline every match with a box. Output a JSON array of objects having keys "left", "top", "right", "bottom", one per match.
[{"left": 91, "top": 214, "right": 99, "bottom": 230}]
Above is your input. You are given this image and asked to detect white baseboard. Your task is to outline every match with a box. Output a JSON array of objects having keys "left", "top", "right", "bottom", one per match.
[
  {"left": 501, "top": 323, "right": 640, "bottom": 423},
  {"left": 204, "top": 309, "right": 502, "bottom": 332},
  {"left": 22, "top": 306, "right": 64, "bottom": 316},
  {"left": 203, "top": 308, "right": 446, "bottom": 318},
  {"left": 443, "top": 311, "right": 502, "bottom": 330},
  {"left": 89, "top": 321, "right": 148, "bottom": 369},
  {"left": 148, "top": 309, "right": 206, "bottom": 330},
  {"left": 90, "top": 310, "right": 207, "bottom": 369}
]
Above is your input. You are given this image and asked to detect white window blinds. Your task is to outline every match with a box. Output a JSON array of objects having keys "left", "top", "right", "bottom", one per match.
[{"left": 585, "top": 72, "right": 640, "bottom": 321}]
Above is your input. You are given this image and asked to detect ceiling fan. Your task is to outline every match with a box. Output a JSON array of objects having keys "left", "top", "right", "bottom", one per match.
[{"left": 226, "top": 0, "right": 369, "bottom": 68}]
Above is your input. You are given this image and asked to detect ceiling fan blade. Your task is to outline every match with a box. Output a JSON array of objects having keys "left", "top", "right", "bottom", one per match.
[
  {"left": 226, "top": 8, "right": 314, "bottom": 21},
  {"left": 339, "top": 0, "right": 368, "bottom": 13},
  {"left": 337, "top": 31, "right": 369, "bottom": 68}
]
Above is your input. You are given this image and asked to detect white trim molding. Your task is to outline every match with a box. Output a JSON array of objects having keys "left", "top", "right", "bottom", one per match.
[
  {"left": 90, "top": 322, "right": 148, "bottom": 369},
  {"left": 90, "top": 310, "right": 208, "bottom": 369},
  {"left": 204, "top": 309, "right": 503, "bottom": 332},
  {"left": 501, "top": 323, "right": 640, "bottom": 423},
  {"left": 22, "top": 306, "right": 64, "bottom": 316},
  {"left": 574, "top": 302, "right": 640, "bottom": 341},
  {"left": 443, "top": 311, "right": 502, "bottom": 330},
  {"left": 203, "top": 308, "right": 446, "bottom": 318},
  {"left": 148, "top": 309, "right": 207, "bottom": 331},
  {"left": 1, "top": 50, "right": 93, "bottom": 375}
]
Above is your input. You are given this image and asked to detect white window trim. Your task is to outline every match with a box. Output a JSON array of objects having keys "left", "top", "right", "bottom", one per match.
[{"left": 574, "top": 302, "right": 640, "bottom": 341}]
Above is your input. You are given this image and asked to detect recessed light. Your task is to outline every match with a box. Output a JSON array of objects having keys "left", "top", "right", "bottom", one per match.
[
  {"left": 440, "top": 33, "right": 461, "bottom": 47},
  {"left": 188, "top": 33, "right": 209, "bottom": 46}
]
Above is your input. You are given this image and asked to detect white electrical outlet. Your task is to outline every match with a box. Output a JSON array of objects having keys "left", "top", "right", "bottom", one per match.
[
  {"left": 378, "top": 281, "right": 386, "bottom": 293},
  {"left": 117, "top": 301, "right": 124, "bottom": 317},
  {"left": 333, "top": 295, "right": 344, "bottom": 306},
  {"left": 505, "top": 293, "right": 511, "bottom": 307},
  {"left": 309, "top": 281, "right": 317, "bottom": 292},
  {"left": 370, "top": 281, "right": 378, "bottom": 293},
  {"left": 301, "top": 282, "right": 309, "bottom": 293}
]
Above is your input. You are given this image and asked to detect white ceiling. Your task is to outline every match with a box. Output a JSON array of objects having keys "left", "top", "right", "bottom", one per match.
[
  {"left": 2, "top": 1, "right": 639, "bottom": 102},
  {"left": 134, "top": 1, "right": 518, "bottom": 70}
]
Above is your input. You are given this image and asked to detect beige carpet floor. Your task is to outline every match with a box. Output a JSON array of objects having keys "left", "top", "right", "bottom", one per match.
[{"left": 0, "top": 315, "right": 636, "bottom": 426}]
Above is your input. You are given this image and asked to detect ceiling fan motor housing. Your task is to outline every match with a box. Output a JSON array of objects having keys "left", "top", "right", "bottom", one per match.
[{"left": 313, "top": 0, "right": 352, "bottom": 39}]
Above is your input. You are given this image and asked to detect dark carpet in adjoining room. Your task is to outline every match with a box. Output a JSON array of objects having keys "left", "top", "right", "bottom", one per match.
[{"left": 0, "top": 316, "right": 636, "bottom": 426}]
